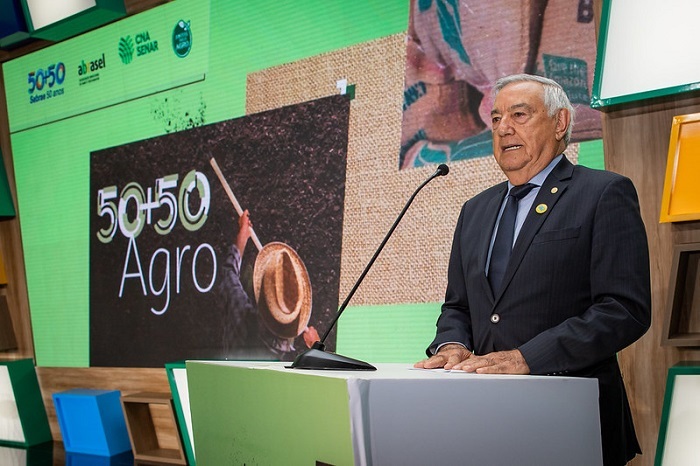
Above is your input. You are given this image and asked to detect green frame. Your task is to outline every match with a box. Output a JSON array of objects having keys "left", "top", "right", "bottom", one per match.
[
  {"left": 0, "top": 0, "right": 32, "bottom": 49},
  {"left": 0, "top": 359, "right": 52, "bottom": 447},
  {"left": 165, "top": 361, "right": 196, "bottom": 466},
  {"left": 591, "top": 0, "right": 700, "bottom": 109},
  {"left": 19, "top": 0, "right": 126, "bottom": 41},
  {"left": 654, "top": 361, "right": 700, "bottom": 465}
]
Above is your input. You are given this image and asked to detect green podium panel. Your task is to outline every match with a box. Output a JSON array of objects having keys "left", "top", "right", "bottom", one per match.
[{"left": 187, "top": 361, "right": 355, "bottom": 465}]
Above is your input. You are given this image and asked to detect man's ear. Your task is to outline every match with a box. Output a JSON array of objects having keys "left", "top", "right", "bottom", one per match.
[{"left": 554, "top": 108, "right": 570, "bottom": 141}]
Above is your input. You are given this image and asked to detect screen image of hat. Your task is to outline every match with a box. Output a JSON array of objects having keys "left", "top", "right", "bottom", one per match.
[{"left": 254, "top": 242, "right": 312, "bottom": 339}]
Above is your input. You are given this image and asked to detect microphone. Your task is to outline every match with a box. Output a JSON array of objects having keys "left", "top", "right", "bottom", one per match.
[{"left": 289, "top": 164, "right": 450, "bottom": 370}]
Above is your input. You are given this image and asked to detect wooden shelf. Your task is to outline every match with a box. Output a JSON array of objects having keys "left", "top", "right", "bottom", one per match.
[
  {"left": 0, "top": 290, "right": 17, "bottom": 351},
  {"left": 121, "top": 392, "right": 187, "bottom": 465},
  {"left": 663, "top": 243, "right": 700, "bottom": 346}
]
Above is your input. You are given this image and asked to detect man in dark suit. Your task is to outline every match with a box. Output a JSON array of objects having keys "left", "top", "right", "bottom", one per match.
[{"left": 415, "top": 74, "right": 651, "bottom": 466}]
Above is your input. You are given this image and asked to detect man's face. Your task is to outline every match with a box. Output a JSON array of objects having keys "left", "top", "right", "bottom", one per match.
[{"left": 490, "top": 81, "right": 566, "bottom": 183}]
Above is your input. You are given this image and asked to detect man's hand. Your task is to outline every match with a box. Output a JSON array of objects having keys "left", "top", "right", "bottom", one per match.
[
  {"left": 414, "top": 344, "right": 471, "bottom": 370},
  {"left": 302, "top": 326, "right": 320, "bottom": 349},
  {"left": 236, "top": 209, "right": 253, "bottom": 253},
  {"left": 452, "top": 349, "right": 530, "bottom": 374}
]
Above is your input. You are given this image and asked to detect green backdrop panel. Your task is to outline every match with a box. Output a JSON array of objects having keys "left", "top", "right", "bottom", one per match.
[
  {"left": 577, "top": 139, "right": 605, "bottom": 170},
  {"left": 336, "top": 302, "right": 442, "bottom": 363}
]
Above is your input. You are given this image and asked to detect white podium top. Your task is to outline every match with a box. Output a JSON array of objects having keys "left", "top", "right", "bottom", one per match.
[{"left": 196, "top": 360, "right": 573, "bottom": 380}]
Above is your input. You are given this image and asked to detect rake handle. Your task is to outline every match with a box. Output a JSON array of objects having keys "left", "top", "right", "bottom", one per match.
[{"left": 209, "top": 157, "right": 264, "bottom": 251}]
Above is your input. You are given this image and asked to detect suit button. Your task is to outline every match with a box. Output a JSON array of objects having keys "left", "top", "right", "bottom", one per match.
[{"left": 490, "top": 314, "right": 500, "bottom": 324}]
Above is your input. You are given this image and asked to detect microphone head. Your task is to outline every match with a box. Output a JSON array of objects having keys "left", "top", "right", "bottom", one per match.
[{"left": 436, "top": 164, "right": 449, "bottom": 176}]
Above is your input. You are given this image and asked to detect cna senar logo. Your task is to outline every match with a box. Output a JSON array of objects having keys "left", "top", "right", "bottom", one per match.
[
  {"left": 118, "top": 31, "right": 159, "bottom": 65},
  {"left": 26, "top": 62, "right": 66, "bottom": 104}
]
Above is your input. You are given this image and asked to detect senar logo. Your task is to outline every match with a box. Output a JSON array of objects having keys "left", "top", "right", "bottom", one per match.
[
  {"left": 118, "top": 36, "right": 135, "bottom": 64},
  {"left": 172, "top": 20, "right": 192, "bottom": 58}
]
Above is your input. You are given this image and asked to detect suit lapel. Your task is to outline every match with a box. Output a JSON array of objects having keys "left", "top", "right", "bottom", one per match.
[{"left": 494, "top": 157, "right": 574, "bottom": 302}]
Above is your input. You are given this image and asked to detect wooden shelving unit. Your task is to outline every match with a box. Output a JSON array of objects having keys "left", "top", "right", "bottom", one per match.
[
  {"left": 663, "top": 243, "right": 700, "bottom": 346},
  {"left": 120, "top": 392, "right": 187, "bottom": 465}
]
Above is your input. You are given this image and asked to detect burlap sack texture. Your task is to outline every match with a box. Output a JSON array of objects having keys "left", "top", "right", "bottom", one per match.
[{"left": 246, "top": 33, "right": 579, "bottom": 306}]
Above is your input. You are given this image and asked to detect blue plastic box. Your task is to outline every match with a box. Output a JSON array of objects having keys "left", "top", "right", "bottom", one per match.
[{"left": 53, "top": 389, "right": 131, "bottom": 456}]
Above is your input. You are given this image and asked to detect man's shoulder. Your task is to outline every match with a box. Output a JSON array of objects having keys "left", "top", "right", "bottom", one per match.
[
  {"left": 570, "top": 163, "right": 630, "bottom": 186},
  {"left": 564, "top": 164, "right": 641, "bottom": 205},
  {"left": 571, "top": 163, "right": 616, "bottom": 177}
]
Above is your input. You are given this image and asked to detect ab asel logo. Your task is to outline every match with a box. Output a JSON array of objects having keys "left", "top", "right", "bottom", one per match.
[
  {"left": 78, "top": 53, "right": 106, "bottom": 86},
  {"left": 78, "top": 53, "right": 106, "bottom": 75},
  {"left": 118, "top": 31, "right": 159, "bottom": 65}
]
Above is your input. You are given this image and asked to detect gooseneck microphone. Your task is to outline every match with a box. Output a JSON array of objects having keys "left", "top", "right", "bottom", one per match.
[{"left": 289, "top": 164, "right": 450, "bottom": 370}]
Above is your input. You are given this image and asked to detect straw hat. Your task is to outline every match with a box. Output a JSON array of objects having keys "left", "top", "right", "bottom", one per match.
[{"left": 253, "top": 242, "right": 312, "bottom": 339}]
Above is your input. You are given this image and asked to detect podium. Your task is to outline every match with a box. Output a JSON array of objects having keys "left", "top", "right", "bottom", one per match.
[{"left": 186, "top": 361, "right": 602, "bottom": 466}]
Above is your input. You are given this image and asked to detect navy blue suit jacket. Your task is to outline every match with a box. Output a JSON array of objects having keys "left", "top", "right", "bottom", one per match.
[{"left": 429, "top": 156, "right": 651, "bottom": 465}]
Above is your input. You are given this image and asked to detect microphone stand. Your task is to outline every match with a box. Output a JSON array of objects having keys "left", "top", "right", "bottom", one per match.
[{"left": 289, "top": 164, "right": 449, "bottom": 370}]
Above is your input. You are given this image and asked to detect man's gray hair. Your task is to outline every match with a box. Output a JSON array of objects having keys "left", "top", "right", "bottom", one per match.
[{"left": 494, "top": 74, "right": 575, "bottom": 146}]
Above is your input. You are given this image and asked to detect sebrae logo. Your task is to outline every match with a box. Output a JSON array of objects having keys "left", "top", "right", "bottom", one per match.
[
  {"left": 26, "top": 62, "right": 66, "bottom": 104},
  {"left": 118, "top": 31, "right": 159, "bottom": 65}
]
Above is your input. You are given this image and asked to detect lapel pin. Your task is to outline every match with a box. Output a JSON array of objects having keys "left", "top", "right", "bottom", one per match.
[
  {"left": 536, "top": 204, "right": 548, "bottom": 214},
  {"left": 550, "top": 187, "right": 558, "bottom": 194}
]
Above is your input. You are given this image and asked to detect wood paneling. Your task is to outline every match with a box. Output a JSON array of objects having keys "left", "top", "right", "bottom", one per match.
[{"left": 603, "top": 94, "right": 700, "bottom": 465}]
